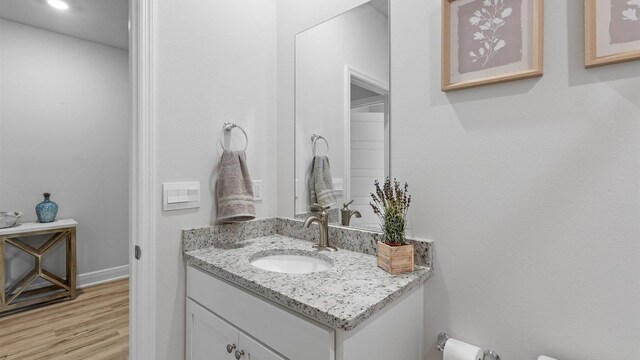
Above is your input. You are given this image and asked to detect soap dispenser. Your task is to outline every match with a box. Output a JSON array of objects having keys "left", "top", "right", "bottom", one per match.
[{"left": 341, "top": 200, "right": 361, "bottom": 226}]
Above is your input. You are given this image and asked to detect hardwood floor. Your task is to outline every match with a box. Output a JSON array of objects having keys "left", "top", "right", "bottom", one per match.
[{"left": 0, "top": 279, "right": 129, "bottom": 360}]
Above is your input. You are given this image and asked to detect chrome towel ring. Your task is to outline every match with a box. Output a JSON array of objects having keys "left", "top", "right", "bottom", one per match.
[
  {"left": 221, "top": 122, "right": 248, "bottom": 151},
  {"left": 311, "top": 134, "right": 329, "bottom": 157}
]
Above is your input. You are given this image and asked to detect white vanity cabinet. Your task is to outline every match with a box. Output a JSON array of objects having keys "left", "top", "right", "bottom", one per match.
[
  {"left": 186, "top": 299, "right": 284, "bottom": 360},
  {"left": 186, "top": 265, "right": 424, "bottom": 360},
  {"left": 186, "top": 266, "right": 334, "bottom": 360}
]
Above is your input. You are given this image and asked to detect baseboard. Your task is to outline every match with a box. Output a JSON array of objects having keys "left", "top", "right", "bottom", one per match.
[
  {"left": 77, "top": 264, "right": 130, "bottom": 289},
  {"left": 24, "top": 264, "right": 130, "bottom": 291}
]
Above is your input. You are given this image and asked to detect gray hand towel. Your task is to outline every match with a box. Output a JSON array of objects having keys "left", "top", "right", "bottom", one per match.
[
  {"left": 308, "top": 155, "right": 337, "bottom": 207},
  {"left": 217, "top": 150, "right": 256, "bottom": 223}
]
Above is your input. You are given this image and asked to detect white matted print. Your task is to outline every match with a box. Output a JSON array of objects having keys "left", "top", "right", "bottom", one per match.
[
  {"left": 442, "top": 0, "right": 543, "bottom": 91},
  {"left": 585, "top": 0, "right": 640, "bottom": 67}
]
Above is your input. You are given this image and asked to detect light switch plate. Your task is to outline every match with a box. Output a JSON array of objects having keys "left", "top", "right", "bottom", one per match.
[
  {"left": 163, "top": 182, "right": 200, "bottom": 211},
  {"left": 253, "top": 180, "right": 263, "bottom": 201}
]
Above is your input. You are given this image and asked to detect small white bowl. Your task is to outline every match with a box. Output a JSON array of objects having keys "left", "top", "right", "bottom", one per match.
[{"left": 0, "top": 212, "right": 23, "bottom": 229}]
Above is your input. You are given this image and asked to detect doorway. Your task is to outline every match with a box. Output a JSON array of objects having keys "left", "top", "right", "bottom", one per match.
[
  {"left": 344, "top": 68, "right": 390, "bottom": 229},
  {"left": 0, "top": 0, "right": 132, "bottom": 358}
]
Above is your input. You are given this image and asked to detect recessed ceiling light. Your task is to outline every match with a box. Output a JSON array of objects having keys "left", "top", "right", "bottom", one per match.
[{"left": 47, "top": 0, "right": 69, "bottom": 11}]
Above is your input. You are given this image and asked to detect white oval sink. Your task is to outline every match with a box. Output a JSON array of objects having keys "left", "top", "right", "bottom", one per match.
[{"left": 250, "top": 254, "right": 332, "bottom": 274}]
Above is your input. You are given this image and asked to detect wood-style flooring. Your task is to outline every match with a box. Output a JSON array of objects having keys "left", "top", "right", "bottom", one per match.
[{"left": 0, "top": 279, "right": 129, "bottom": 360}]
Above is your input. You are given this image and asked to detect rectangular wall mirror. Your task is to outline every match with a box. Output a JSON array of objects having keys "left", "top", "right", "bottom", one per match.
[{"left": 294, "top": 0, "right": 390, "bottom": 230}]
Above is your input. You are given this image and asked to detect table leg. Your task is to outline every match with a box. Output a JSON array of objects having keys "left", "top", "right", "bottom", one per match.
[
  {"left": 67, "top": 230, "right": 77, "bottom": 300},
  {"left": 0, "top": 236, "right": 5, "bottom": 308}
]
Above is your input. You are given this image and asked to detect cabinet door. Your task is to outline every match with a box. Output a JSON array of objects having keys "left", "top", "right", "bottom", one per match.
[
  {"left": 186, "top": 299, "right": 237, "bottom": 360},
  {"left": 238, "top": 332, "right": 286, "bottom": 360},
  {"left": 188, "top": 266, "right": 334, "bottom": 360}
]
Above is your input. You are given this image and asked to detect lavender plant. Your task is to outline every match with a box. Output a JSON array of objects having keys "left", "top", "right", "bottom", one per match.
[{"left": 370, "top": 178, "right": 411, "bottom": 245}]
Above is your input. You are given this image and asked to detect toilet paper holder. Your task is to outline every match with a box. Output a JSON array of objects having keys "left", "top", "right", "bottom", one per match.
[{"left": 436, "top": 333, "right": 501, "bottom": 360}]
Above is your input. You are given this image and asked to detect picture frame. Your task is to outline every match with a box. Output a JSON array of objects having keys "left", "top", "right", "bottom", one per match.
[
  {"left": 585, "top": 0, "right": 640, "bottom": 68},
  {"left": 442, "top": 0, "right": 544, "bottom": 92}
]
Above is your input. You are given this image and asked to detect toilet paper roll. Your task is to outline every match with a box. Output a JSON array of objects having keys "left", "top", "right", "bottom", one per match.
[{"left": 443, "top": 338, "right": 484, "bottom": 360}]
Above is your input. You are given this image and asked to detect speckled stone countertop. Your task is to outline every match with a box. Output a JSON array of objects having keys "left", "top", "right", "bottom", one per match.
[{"left": 183, "top": 218, "right": 433, "bottom": 331}]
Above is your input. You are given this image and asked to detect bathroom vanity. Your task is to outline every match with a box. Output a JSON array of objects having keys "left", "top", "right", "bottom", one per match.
[{"left": 183, "top": 218, "right": 432, "bottom": 360}]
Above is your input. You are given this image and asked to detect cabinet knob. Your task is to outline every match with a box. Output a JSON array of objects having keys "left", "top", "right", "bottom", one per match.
[
  {"left": 226, "top": 344, "right": 236, "bottom": 353},
  {"left": 234, "top": 350, "right": 245, "bottom": 359}
]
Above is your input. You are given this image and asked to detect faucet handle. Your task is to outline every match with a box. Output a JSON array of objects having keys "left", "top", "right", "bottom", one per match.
[
  {"left": 310, "top": 203, "right": 330, "bottom": 213},
  {"left": 343, "top": 200, "right": 354, "bottom": 209}
]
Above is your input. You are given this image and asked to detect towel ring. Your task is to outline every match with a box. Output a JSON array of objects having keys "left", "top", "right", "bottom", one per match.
[
  {"left": 220, "top": 122, "right": 248, "bottom": 151},
  {"left": 311, "top": 134, "right": 329, "bottom": 156}
]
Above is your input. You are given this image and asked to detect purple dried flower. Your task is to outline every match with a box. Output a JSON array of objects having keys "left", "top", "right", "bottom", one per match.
[{"left": 369, "top": 177, "right": 411, "bottom": 245}]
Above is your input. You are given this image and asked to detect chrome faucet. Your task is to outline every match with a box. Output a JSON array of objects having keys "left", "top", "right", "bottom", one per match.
[
  {"left": 304, "top": 203, "right": 337, "bottom": 252},
  {"left": 341, "top": 200, "right": 361, "bottom": 226}
]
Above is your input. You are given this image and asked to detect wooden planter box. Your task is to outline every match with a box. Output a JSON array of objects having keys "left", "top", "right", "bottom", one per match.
[{"left": 376, "top": 241, "right": 414, "bottom": 275}]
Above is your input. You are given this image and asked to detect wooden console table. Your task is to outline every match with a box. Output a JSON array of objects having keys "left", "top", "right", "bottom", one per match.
[{"left": 0, "top": 219, "right": 77, "bottom": 314}]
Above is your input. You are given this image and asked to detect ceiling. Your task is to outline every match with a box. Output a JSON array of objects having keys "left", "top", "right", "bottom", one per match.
[
  {"left": 369, "top": 0, "right": 388, "bottom": 17},
  {"left": 0, "top": 0, "right": 129, "bottom": 50},
  {"left": 351, "top": 84, "right": 381, "bottom": 101}
]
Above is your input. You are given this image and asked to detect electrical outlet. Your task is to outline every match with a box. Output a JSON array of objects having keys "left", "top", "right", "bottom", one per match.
[{"left": 253, "top": 180, "right": 263, "bottom": 201}]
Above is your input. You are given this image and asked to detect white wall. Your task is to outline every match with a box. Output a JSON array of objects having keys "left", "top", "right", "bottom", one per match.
[
  {"left": 391, "top": 1, "right": 640, "bottom": 359},
  {"left": 295, "top": 4, "right": 388, "bottom": 213},
  {"left": 148, "top": 0, "right": 639, "bottom": 357},
  {"left": 279, "top": 0, "right": 640, "bottom": 359},
  {"left": 153, "top": 0, "right": 278, "bottom": 358},
  {"left": 0, "top": 20, "right": 129, "bottom": 284}
]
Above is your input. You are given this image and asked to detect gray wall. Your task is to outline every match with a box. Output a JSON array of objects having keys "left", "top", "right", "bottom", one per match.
[
  {"left": 0, "top": 20, "right": 130, "bottom": 285},
  {"left": 153, "top": 1, "right": 278, "bottom": 358},
  {"left": 391, "top": 1, "right": 639, "bottom": 359}
]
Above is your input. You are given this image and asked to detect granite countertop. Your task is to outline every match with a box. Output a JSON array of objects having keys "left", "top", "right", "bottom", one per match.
[{"left": 184, "top": 234, "right": 432, "bottom": 331}]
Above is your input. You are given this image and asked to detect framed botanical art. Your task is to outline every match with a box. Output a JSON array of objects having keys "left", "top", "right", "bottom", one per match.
[
  {"left": 442, "top": 0, "right": 544, "bottom": 92},
  {"left": 585, "top": 0, "right": 640, "bottom": 68}
]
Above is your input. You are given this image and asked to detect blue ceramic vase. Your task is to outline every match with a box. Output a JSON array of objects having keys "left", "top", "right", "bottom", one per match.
[{"left": 36, "top": 192, "right": 58, "bottom": 223}]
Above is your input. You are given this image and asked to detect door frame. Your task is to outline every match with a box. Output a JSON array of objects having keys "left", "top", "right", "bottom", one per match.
[
  {"left": 343, "top": 66, "right": 389, "bottom": 203},
  {"left": 129, "top": 0, "right": 157, "bottom": 358}
]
